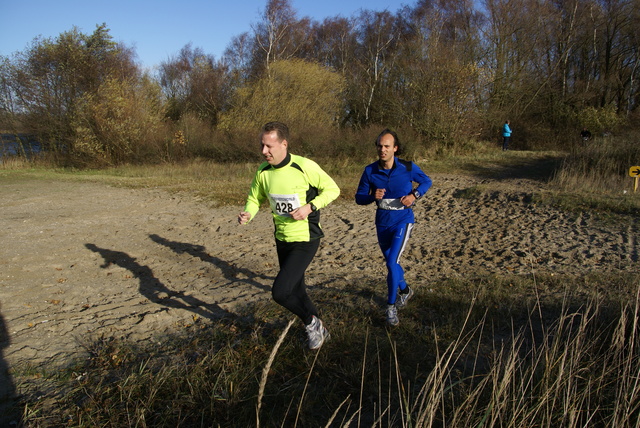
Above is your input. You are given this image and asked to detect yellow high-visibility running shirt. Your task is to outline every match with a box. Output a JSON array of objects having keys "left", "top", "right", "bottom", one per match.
[{"left": 243, "top": 153, "right": 340, "bottom": 242}]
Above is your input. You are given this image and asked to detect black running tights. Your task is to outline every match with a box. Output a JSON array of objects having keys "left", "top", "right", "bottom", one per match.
[{"left": 273, "top": 238, "right": 320, "bottom": 325}]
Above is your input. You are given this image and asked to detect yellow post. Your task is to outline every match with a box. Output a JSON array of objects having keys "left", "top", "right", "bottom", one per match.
[{"left": 629, "top": 166, "right": 640, "bottom": 192}]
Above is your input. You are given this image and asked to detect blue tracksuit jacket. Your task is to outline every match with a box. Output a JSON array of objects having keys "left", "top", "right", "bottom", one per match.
[{"left": 355, "top": 157, "right": 432, "bottom": 226}]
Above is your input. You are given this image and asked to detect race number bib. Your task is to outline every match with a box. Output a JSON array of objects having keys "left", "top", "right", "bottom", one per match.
[{"left": 269, "top": 193, "right": 301, "bottom": 216}]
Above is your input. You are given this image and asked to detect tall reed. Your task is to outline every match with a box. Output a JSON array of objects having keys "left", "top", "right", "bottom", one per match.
[
  {"left": 13, "top": 276, "right": 640, "bottom": 426},
  {"left": 551, "top": 134, "right": 640, "bottom": 194}
]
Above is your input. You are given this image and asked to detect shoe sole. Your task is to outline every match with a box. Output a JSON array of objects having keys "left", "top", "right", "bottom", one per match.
[
  {"left": 386, "top": 312, "right": 400, "bottom": 327},
  {"left": 309, "top": 330, "right": 330, "bottom": 350},
  {"left": 396, "top": 289, "right": 414, "bottom": 309}
]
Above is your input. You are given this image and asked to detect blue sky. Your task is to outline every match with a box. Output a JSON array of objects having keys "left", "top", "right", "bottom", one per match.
[{"left": 0, "top": 0, "right": 411, "bottom": 71}]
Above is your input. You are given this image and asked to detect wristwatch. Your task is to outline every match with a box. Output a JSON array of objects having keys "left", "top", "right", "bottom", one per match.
[
  {"left": 411, "top": 190, "right": 421, "bottom": 199},
  {"left": 309, "top": 202, "right": 318, "bottom": 212}
]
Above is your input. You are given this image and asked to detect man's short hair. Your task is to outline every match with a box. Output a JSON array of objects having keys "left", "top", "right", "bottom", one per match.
[
  {"left": 375, "top": 128, "right": 402, "bottom": 156},
  {"left": 262, "top": 121, "right": 290, "bottom": 142}
]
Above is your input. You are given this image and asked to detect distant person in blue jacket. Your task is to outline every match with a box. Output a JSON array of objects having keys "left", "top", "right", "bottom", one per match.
[
  {"left": 355, "top": 129, "right": 432, "bottom": 326},
  {"left": 502, "top": 120, "right": 512, "bottom": 151}
]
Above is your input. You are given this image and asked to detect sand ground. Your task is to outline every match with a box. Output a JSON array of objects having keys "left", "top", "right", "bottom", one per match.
[{"left": 1, "top": 173, "right": 638, "bottom": 422}]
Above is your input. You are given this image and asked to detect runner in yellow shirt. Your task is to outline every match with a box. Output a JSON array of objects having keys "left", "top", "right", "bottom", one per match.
[{"left": 238, "top": 122, "right": 340, "bottom": 350}]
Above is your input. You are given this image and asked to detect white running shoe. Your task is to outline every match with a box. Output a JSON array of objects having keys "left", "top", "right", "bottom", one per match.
[
  {"left": 386, "top": 304, "right": 399, "bottom": 326},
  {"left": 396, "top": 286, "right": 414, "bottom": 309},
  {"left": 306, "top": 315, "right": 330, "bottom": 350}
]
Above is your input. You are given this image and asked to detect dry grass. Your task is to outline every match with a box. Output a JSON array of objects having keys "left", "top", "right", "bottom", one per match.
[
  {"left": 550, "top": 134, "right": 640, "bottom": 195},
  {"left": 10, "top": 273, "right": 640, "bottom": 427},
  {"left": 5, "top": 142, "right": 639, "bottom": 214}
]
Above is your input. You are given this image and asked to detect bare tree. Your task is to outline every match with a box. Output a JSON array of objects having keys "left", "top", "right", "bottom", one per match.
[
  {"left": 308, "top": 17, "right": 357, "bottom": 74},
  {"left": 252, "top": 0, "right": 307, "bottom": 75},
  {"left": 345, "top": 9, "right": 401, "bottom": 126},
  {"left": 159, "top": 44, "right": 229, "bottom": 125}
]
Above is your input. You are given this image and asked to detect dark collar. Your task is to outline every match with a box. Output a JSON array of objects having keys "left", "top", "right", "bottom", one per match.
[
  {"left": 274, "top": 153, "right": 291, "bottom": 169},
  {"left": 378, "top": 157, "right": 396, "bottom": 171}
]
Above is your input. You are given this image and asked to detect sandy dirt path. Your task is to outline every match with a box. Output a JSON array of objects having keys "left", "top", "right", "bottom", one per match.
[{"left": 1, "top": 174, "right": 638, "bottom": 411}]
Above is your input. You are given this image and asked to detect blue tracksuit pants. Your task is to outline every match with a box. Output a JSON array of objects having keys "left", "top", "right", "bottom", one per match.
[{"left": 377, "top": 223, "right": 413, "bottom": 305}]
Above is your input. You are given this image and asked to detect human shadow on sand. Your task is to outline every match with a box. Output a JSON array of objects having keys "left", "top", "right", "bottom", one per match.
[
  {"left": 148, "top": 234, "right": 271, "bottom": 292},
  {"left": 0, "top": 305, "right": 22, "bottom": 427},
  {"left": 85, "top": 243, "right": 230, "bottom": 321}
]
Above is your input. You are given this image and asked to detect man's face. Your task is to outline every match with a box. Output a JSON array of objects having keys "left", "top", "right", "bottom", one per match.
[
  {"left": 261, "top": 131, "right": 288, "bottom": 165},
  {"left": 376, "top": 133, "right": 397, "bottom": 163}
]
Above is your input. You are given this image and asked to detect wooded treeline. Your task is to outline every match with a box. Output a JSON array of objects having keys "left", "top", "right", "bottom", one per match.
[{"left": 1, "top": 0, "right": 638, "bottom": 166}]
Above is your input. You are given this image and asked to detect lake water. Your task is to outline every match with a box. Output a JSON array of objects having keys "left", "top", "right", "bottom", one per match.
[{"left": 0, "top": 134, "right": 42, "bottom": 159}]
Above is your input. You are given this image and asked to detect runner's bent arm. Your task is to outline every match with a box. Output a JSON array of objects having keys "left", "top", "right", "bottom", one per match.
[
  {"left": 355, "top": 167, "right": 376, "bottom": 205},
  {"left": 240, "top": 166, "right": 268, "bottom": 223},
  {"left": 301, "top": 157, "right": 340, "bottom": 210},
  {"left": 411, "top": 163, "right": 432, "bottom": 199}
]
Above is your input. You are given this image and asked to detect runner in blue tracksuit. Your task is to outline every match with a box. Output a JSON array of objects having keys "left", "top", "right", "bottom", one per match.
[{"left": 355, "top": 129, "right": 432, "bottom": 326}]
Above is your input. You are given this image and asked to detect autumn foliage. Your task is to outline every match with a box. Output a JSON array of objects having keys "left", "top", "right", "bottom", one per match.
[{"left": 1, "top": 0, "right": 639, "bottom": 166}]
